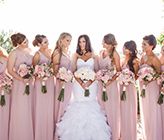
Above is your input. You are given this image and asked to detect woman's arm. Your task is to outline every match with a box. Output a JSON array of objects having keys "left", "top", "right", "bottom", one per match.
[
  {"left": 152, "top": 55, "right": 161, "bottom": 74},
  {"left": 52, "top": 50, "right": 60, "bottom": 76},
  {"left": 105, "top": 51, "right": 121, "bottom": 86},
  {"left": 71, "top": 53, "right": 78, "bottom": 73},
  {"left": 133, "top": 58, "right": 140, "bottom": 79},
  {"left": 32, "top": 52, "right": 40, "bottom": 66},
  {"left": 7, "top": 50, "right": 24, "bottom": 81}
]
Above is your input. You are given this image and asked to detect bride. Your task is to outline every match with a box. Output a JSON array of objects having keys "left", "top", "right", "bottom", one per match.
[{"left": 56, "top": 34, "right": 112, "bottom": 140}]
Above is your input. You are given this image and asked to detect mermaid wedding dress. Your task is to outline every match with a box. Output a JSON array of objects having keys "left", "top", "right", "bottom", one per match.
[{"left": 56, "top": 58, "right": 112, "bottom": 140}]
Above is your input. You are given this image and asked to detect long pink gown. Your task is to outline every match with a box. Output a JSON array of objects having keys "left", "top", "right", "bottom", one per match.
[
  {"left": 9, "top": 48, "right": 34, "bottom": 140},
  {"left": 161, "top": 65, "right": 164, "bottom": 140},
  {"left": 54, "top": 53, "right": 72, "bottom": 138},
  {"left": 97, "top": 54, "right": 120, "bottom": 140},
  {"left": 139, "top": 64, "right": 162, "bottom": 140},
  {"left": 120, "top": 65, "right": 137, "bottom": 140},
  {"left": 34, "top": 51, "right": 55, "bottom": 140},
  {"left": 0, "top": 58, "right": 10, "bottom": 140}
]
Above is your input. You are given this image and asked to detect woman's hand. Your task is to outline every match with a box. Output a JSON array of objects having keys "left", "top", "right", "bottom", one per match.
[
  {"left": 80, "top": 82, "right": 86, "bottom": 90},
  {"left": 23, "top": 78, "right": 30, "bottom": 84},
  {"left": 84, "top": 80, "right": 92, "bottom": 88},
  {"left": 105, "top": 79, "right": 112, "bottom": 87},
  {"left": 79, "top": 80, "right": 92, "bottom": 89},
  {"left": 59, "top": 80, "right": 65, "bottom": 86}
]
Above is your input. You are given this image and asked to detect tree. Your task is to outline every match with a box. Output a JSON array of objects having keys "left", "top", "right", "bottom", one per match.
[{"left": 0, "top": 30, "right": 13, "bottom": 54}]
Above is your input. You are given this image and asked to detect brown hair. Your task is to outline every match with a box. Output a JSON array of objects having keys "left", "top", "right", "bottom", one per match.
[
  {"left": 103, "top": 33, "right": 117, "bottom": 62},
  {"left": 143, "top": 34, "right": 156, "bottom": 50},
  {"left": 76, "top": 34, "right": 93, "bottom": 55},
  {"left": 10, "top": 33, "right": 26, "bottom": 47},
  {"left": 33, "top": 34, "right": 46, "bottom": 46}
]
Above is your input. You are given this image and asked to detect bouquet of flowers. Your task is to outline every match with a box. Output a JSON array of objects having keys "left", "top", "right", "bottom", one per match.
[
  {"left": 157, "top": 72, "right": 164, "bottom": 105},
  {"left": 138, "top": 66, "right": 158, "bottom": 98},
  {"left": 74, "top": 67, "right": 95, "bottom": 97},
  {"left": 0, "top": 73, "right": 12, "bottom": 106},
  {"left": 96, "top": 69, "right": 114, "bottom": 101},
  {"left": 17, "top": 63, "right": 34, "bottom": 95},
  {"left": 117, "top": 68, "right": 135, "bottom": 101},
  {"left": 56, "top": 67, "right": 73, "bottom": 102},
  {"left": 34, "top": 63, "right": 53, "bottom": 94}
]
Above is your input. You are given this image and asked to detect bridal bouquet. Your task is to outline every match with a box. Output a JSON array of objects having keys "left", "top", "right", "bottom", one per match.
[
  {"left": 34, "top": 63, "right": 53, "bottom": 93},
  {"left": 57, "top": 67, "right": 73, "bottom": 102},
  {"left": 96, "top": 69, "right": 114, "bottom": 101},
  {"left": 157, "top": 72, "right": 164, "bottom": 105},
  {"left": 138, "top": 66, "right": 158, "bottom": 98},
  {"left": 17, "top": 63, "right": 34, "bottom": 95},
  {"left": 74, "top": 67, "right": 95, "bottom": 97},
  {"left": 0, "top": 73, "right": 12, "bottom": 106},
  {"left": 117, "top": 68, "right": 135, "bottom": 101}
]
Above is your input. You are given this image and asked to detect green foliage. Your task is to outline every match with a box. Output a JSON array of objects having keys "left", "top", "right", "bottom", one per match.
[
  {"left": 157, "top": 33, "right": 164, "bottom": 46},
  {"left": 0, "top": 30, "right": 13, "bottom": 54},
  {"left": 0, "top": 0, "right": 5, "bottom": 4}
]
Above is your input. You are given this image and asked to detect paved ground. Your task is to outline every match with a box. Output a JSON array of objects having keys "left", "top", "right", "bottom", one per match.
[{"left": 137, "top": 115, "right": 144, "bottom": 140}]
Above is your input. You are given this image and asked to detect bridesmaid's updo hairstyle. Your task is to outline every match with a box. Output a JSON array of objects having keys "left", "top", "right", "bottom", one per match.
[
  {"left": 143, "top": 34, "right": 157, "bottom": 50},
  {"left": 124, "top": 40, "right": 138, "bottom": 73},
  {"left": 76, "top": 34, "right": 93, "bottom": 56},
  {"left": 103, "top": 33, "right": 117, "bottom": 63},
  {"left": 33, "top": 34, "right": 46, "bottom": 47},
  {"left": 11, "top": 33, "right": 26, "bottom": 47}
]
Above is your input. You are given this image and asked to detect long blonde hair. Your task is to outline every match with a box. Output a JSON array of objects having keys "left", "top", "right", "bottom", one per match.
[{"left": 51, "top": 32, "right": 72, "bottom": 62}]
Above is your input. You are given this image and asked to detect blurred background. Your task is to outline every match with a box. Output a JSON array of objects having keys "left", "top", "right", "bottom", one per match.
[{"left": 0, "top": 0, "right": 164, "bottom": 56}]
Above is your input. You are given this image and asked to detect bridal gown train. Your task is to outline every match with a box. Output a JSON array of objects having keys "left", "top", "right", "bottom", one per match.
[{"left": 56, "top": 58, "right": 112, "bottom": 140}]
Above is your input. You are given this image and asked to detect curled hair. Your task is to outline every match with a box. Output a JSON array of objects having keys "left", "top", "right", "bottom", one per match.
[
  {"left": 76, "top": 34, "right": 93, "bottom": 55},
  {"left": 124, "top": 40, "right": 138, "bottom": 73},
  {"left": 33, "top": 34, "right": 46, "bottom": 46},
  {"left": 10, "top": 33, "right": 26, "bottom": 47},
  {"left": 143, "top": 34, "right": 157, "bottom": 50},
  {"left": 103, "top": 33, "right": 117, "bottom": 62},
  {"left": 51, "top": 32, "right": 72, "bottom": 62}
]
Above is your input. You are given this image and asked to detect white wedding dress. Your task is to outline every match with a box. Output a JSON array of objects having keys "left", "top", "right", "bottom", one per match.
[{"left": 56, "top": 58, "right": 112, "bottom": 140}]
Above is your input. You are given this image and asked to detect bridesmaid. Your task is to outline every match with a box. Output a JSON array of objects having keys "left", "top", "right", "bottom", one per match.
[
  {"left": 32, "top": 34, "right": 55, "bottom": 140},
  {"left": 0, "top": 47, "right": 10, "bottom": 140},
  {"left": 52, "top": 32, "right": 72, "bottom": 135},
  {"left": 7, "top": 33, "right": 34, "bottom": 140},
  {"left": 139, "top": 34, "right": 162, "bottom": 140},
  {"left": 120, "top": 41, "right": 139, "bottom": 140},
  {"left": 159, "top": 43, "right": 164, "bottom": 139},
  {"left": 97, "top": 33, "right": 121, "bottom": 140}
]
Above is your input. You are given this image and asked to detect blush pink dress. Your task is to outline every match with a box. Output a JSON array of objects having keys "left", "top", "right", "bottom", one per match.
[
  {"left": 120, "top": 65, "right": 137, "bottom": 140},
  {"left": 9, "top": 48, "right": 34, "bottom": 140},
  {"left": 54, "top": 53, "right": 73, "bottom": 139},
  {"left": 0, "top": 58, "right": 11, "bottom": 140},
  {"left": 139, "top": 64, "right": 162, "bottom": 140},
  {"left": 160, "top": 65, "right": 164, "bottom": 140},
  {"left": 97, "top": 54, "right": 120, "bottom": 140},
  {"left": 34, "top": 51, "right": 55, "bottom": 140}
]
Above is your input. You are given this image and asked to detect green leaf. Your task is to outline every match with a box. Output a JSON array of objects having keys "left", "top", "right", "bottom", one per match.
[
  {"left": 157, "top": 93, "right": 164, "bottom": 105},
  {"left": 102, "top": 90, "right": 108, "bottom": 102},
  {"left": 84, "top": 89, "right": 90, "bottom": 97},
  {"left": 58, "top": 88, "right": 64, "bottom": 102},
  {"left": 121, "top": 90, "right": 126, "bottom": 101},
  {"left": 24, "top": 84, "right": 30, "bottom": 95},
  {"left": 0, "top": 95, "right": 6, "bottom": 106},
  {"left": 0, "top": 30, "right": 14, "bottom": 54},
  {"left": 140, "top": 89, "right": 146, "bottom": 98},
  {"left": 41, "top": 85, "right": 47, "bottom": 94}
]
